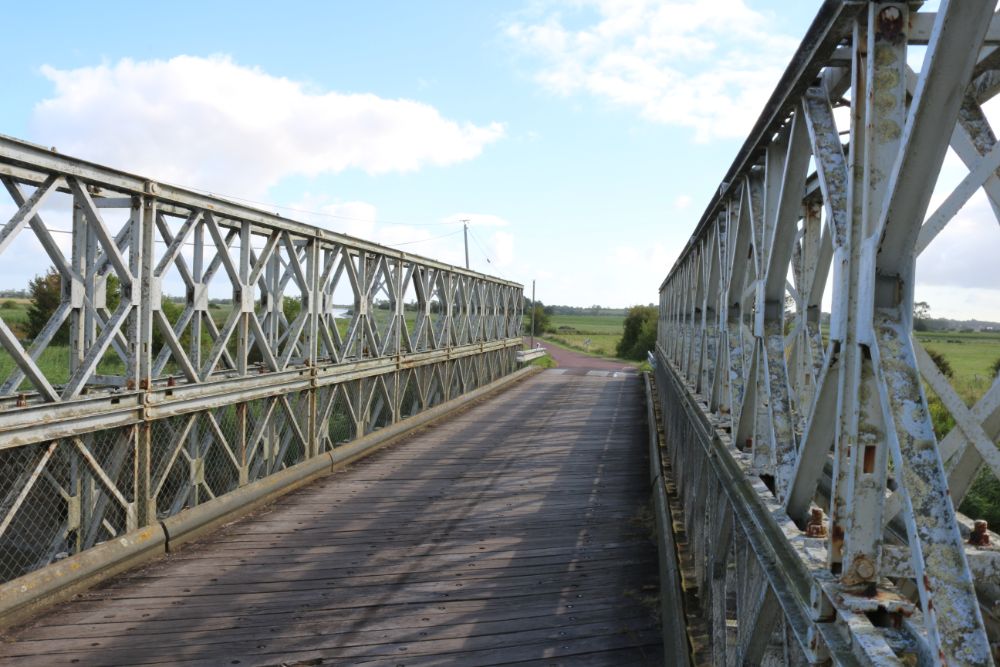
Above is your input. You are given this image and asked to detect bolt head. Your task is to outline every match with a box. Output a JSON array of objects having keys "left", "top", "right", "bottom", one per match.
[
  {"left": 880, "top": 6, "right": 901, "bottom": 21},
  {"left": 855, "top": 556, "right": 876, "bottom": 580}
]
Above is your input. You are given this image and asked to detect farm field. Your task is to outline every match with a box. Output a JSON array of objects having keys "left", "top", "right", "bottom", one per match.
[
  {"left": 917, "top": 330, "right": 1000, "bottom": 531},
  {"left": 916, "top": 330, "right": 1000, "bottom": 391},
  {"left": 540, "top": 313, "right": 627, "bottom": 359},
  {"left": 548, "top": 313, "right": 625, "bottom": 334}
]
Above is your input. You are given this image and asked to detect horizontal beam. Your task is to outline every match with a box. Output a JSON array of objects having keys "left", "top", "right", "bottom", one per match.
[
  {"left": 0, "top": 134, "right": 521, "bottom": 289},
  {"left": 0, "top": 338, "right": 523, "bottom": 446}
]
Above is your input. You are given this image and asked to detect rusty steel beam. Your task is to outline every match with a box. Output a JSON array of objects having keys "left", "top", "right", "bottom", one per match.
[{"left": 657, "top": 1, "right": 1000, "bottom": 664}]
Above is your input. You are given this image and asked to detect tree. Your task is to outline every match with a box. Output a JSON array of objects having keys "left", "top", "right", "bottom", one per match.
[
  {"left": 914, "top": 301, "right": 931, "bottom": 331},
  {"left": 26, "top": 267, "right": 66, "bottom": 343},
  {"left": 283, "top": 296, "right": 302, "bottom": 323},
  {"left": 524, "top": 303, "right": 551, "bottom": 335},
  {"left": 616, "top": 305, "right": 657, "bottom": 361}
]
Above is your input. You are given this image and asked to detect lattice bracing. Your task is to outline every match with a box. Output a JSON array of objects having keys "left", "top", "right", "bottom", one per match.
[
  {"left": 657, "top": 2, "right": 1000, "bottom": 664},
  {"left": 0, "top": 134, "right": 523, "bottom": 585}
]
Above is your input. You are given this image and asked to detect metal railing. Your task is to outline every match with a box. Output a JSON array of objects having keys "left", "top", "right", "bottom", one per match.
[
  {"left": 657, "top": 2, "right": 1000, "bottom": 665},
  {"left": 0, "top": 134, "right": 523, "bottom": 586}
]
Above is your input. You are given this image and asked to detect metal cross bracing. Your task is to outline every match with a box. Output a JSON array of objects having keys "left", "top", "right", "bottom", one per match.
[
  {"left": 656, "top": 1, "right": 1000, "bottom": 665},
  {"left": 0, "top": 134, "right": 523, "bottom": 586}
]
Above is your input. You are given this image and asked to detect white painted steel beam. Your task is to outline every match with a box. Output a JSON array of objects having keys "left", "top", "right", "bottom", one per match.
[
  {"left": 0, "top": 133, "right": 524, "bottom": 594},
  {"left": 656, "top": 1, "right": 1000, "bottom": 663}
]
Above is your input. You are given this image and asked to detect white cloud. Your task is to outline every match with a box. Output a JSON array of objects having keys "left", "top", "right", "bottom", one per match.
[
  {"left": 288, "top": 200, "right": 516, "bottom": 273},
  {"left": 506, "top": 0, "right": 799, "bottom": 141},
  {"left": 674, "top": 194, "right": 692, "bottom": 209},
  {"left": 527, "top": 241, "right": 672, "bottom": 308},
  {"left": 288, "top": 197, "right": 380, "bottom": 240},
  {"left": 31, "top": 55, "right": 505, "bottom": 198},
  {"left": 917, "top": 192, "right": 1000, "bottom": 292}
]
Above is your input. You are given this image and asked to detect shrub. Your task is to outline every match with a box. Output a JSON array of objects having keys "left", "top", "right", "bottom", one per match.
[
  {"left": 925, "top": 389, "right": 954, "bottom": 440},
  {"left": 0, "top": 300, "right": 16, "bottom": 310},
  {"left": 926, "top": 348, "right": 953, "bottom": 378},
  {"left": 26, "top": 267, "right": 67, "bottom": 343},
  {"left": 283, "top": 296, "right": 302, "bottom": 322},
  {"left": 616, "top": 305, "right": 657, "bottom": 361},
  {"left": 523, "top": 304, "right": 550, "bottom": 335},
  {"left": 959, "top": 469, "right": 1000, "bottom": 535},
  {"left": 991, "top": 356, "right": 1000, "bottom": 378}
]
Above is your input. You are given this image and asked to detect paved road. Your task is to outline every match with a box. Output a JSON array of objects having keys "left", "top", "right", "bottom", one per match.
[
  {"left": 1, "top": 371, "right": 662, "bottom": 666},
  {"left": 539, "top": 339, "right": 637, "bottom": 372}
]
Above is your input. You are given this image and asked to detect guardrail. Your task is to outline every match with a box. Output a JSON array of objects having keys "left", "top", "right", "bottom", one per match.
[
  {"left": 516, "top": 346, "right": 547, "bottom": 363},
  {"left": 657, "top": 2, "right": 1000, "bottom": 664},
  {"left": 0, "top": 133, "right": 524, "bottom": 600}
]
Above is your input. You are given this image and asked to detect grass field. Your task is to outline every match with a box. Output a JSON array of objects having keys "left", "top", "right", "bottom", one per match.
[
  {"left": 539, "top": 313, "right": 627, "bottom": 359},
  {"left": 917, "top": 330, "right": 1000, "bottom": 386},
  {"left": 916, "top": 330, "right": 1000, "bottom": 528},
  {"left": 548, "top": 314, "right": 625, "bottom": 335}
]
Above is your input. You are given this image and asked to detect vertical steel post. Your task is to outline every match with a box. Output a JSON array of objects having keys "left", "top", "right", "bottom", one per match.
[
  {"left": 530, "top": 279, "right": 535, "bottom": 350},
  {"left": 136, "top": 185, "right": 156, "bottom": 527}
]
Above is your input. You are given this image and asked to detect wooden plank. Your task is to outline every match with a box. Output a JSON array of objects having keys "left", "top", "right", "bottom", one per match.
[{"left": 3, "top": 372, "right": 663, "bottom": 665}]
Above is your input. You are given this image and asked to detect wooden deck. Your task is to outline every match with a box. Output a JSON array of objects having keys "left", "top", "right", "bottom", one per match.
[{"left": 0, "top": 370, "right": 663, "bottom": 666}]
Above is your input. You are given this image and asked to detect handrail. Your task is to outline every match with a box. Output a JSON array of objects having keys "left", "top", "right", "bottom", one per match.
[{"left": 0, "top": 135, "right": 525, "bottom": 598}]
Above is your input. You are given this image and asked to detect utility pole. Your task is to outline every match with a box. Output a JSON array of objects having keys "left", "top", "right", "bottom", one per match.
[
  {"left": 530, "top": 279, "right": 536, "bottom": 349},
  {"left": 461, "top": 219, "right": 470, "bottom": 269}
]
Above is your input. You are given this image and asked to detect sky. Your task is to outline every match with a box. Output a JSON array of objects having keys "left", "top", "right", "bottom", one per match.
[{"left": 0, "top": 0, "right": 994, "bottom": 320}]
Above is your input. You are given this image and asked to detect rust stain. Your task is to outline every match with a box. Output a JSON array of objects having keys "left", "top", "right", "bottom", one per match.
[
  {"left": 877, "top": 6, "right": 905, "bottom": 43},
  {"left": 969, "top": 520, "right": 990, "bottom": 547}
]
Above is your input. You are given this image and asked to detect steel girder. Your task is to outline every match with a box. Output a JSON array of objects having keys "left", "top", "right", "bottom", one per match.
[
  {"left": 657, "top": 2, "right": 1000, "bottom": 665},
  {"left": 0, "top": 134, "right": 523, "bottom": 585}
]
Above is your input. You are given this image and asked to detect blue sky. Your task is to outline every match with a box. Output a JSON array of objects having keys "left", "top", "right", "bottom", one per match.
[{"left": 1, "top": 0, "right": 991, "bottom": 318}]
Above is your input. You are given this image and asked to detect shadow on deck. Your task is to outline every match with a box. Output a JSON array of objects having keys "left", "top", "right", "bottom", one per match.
[{"left": 1, "top": 370, "right": 662, "bottom": 666}]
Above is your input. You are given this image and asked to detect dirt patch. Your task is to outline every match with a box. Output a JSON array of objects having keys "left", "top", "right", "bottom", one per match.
[{"left": 540, "top": 340, "right": 636, "bottom": 371}]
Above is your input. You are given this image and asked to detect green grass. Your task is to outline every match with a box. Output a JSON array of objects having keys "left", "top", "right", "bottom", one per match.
[
  {"left": 530, "top": 354, "right": 557, "bottom": 369},
  {"left": 545, "top": 333, "right": 621, "bottom": 358},
  {"left": 916, "top": 330, "right": 1000, "bottom": 389},
  {"left": 909, "top": 330, "right": 1000, "bottom": 529},
  {"left": 548, "top": 313, "right": 625, "bottom": 335},
  {"left": 533, "top": 313, "right": 627, "bottom": 359}
]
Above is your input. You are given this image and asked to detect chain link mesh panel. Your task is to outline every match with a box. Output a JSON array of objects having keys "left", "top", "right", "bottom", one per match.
[
  {"left": 0, "top": 426, "right": 137, "bottom": 584},
  {"left": 0, "top": 133, "right": 524, "bottom": 589}
]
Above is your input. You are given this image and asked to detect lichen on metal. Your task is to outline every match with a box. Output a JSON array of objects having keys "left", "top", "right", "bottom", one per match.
[{"left": 655, "top": 1, "right": 1000, "bottom": 664}]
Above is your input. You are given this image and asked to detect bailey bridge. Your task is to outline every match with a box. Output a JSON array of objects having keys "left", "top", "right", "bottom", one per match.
[{"left": 3, "top": 1, "right": 1000, "bottom": 665}]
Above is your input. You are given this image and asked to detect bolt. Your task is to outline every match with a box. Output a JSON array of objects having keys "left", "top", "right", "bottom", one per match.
[
  {"left": 877, "top": 6, "right": 904, "bottom": 41},
  {"left": 880, "top": 6, "right": 901, "bottom": 22},
  {"left": 970, "top": 520, "right": 990, "bottom": 547},
  {"left": 854, "top": 555, "right": 876, "bottom": 581},
  {"left": 806, "top": 507, "right": 828, "bottom": 538}
]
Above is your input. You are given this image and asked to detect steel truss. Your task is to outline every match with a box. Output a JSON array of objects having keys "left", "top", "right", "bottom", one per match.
[
  {"left": 0, "top": 134, "right": 523, "bottom": 585},
  {"left": 658, "top": 1, "right": 1000, "bottom": 664}
]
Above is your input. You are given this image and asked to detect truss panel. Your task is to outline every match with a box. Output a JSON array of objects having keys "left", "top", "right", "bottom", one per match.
[
  {"left": 657, "top": 2, "right": 1000, "bottom": 664},
  {"left": 0, "top": 137, "right": 523, "bottom": 585}
]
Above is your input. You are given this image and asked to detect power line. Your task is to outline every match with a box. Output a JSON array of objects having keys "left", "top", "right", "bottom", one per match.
[
  {"left": 386, "top": 229, "right": 463, "bottom": 247},
  {"left": 178, "top": 185, "right": 461, "bottom": 228},
  {"left": 467, "top": 228, "right": 493, "bottom": 265}
]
